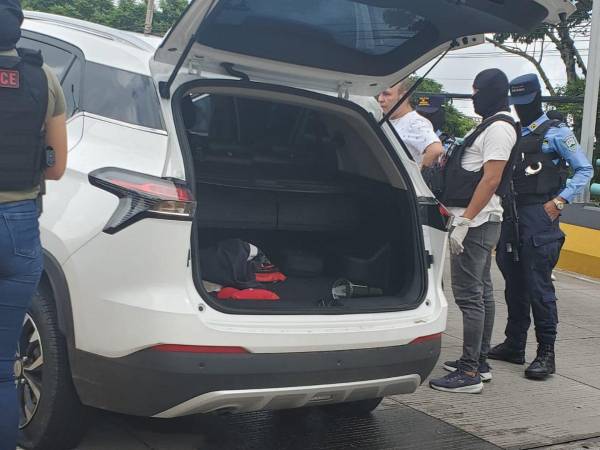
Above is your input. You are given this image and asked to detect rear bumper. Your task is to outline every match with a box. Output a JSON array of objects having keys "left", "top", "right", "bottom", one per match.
[
  {"left": 155, "top": 374, "right": 421, "bottom": 418},
  {"left": 71, "top": 337, "right": 441, "bottom": 417}
]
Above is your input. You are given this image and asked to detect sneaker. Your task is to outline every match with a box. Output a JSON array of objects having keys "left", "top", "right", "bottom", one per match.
[
  {"left": 429, "top": 370, "right": 484, "bottom": 394},
  {"left": 443, "top": 360, "right": 492, "bottom": 382},
  {"left": 488, "top": 342, "right": 525, "bottom": 364}
]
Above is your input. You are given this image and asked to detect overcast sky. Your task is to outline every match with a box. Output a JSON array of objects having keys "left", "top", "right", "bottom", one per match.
[{"left": 417, "top": 37, "right": 590, "bottom": 118}]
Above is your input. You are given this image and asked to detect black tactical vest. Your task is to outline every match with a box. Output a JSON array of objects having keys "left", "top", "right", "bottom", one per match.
[
  {"left": 0, "top": 48, "right": 48, "bottom": 191},
  {"left": 512, "top": 119, "right": 569, "bottom": 203},
  {"left": 440, "top": 114, "right": 520, "bottom": 207}
]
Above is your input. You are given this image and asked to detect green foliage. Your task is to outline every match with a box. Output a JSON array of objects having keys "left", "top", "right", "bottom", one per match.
[
  {"left": 550, "top": 80, "right": 587, "bottom": 138},
  {"left": 109, "top": 0, "right": 147, "bottom": 34},
  {"left": 413, "top": 77, "right": 476, "bottom": 138},
  {"left": 22, "top": 0, "right": 115, "bottom": 25},
  {"left": 21, "top": 0, "right": 188, "bottom": 35},
  {"left": 550, "top": 79, "right": 599, "bottom": 190},
  {"left": 154, "top": 0, "right": 189, "bottom": 35},
  {"left": 492, "top": 0, "right": 592, "bottom": 46}
]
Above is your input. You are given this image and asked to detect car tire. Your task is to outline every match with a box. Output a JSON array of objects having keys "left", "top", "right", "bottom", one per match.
[
  {"left": 17, "top": 285, "right": 89, "bottom": 450},
  {"left": 319, "top": 397, "right": 383, "bottom": 417}
]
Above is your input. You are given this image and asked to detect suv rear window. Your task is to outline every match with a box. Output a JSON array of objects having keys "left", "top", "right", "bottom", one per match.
[
  {"left": 82, "top": 62, "right": 164, "bottom": 130},
  {"left": 189, "top": 94, "right": 330, "bottom": 151},
  {"left": 186, "top": 94, "right": 339, "bottom": 180},
  {"left": 197, "top": 0, "right": 436, "bottom": 75},
  {"left": 195, "top": 0, "right": 548, "bottom": 76}
]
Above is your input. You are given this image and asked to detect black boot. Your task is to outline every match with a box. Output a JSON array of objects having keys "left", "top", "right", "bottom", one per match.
[
  {"left": 525, "top": 344, "right": 556, "bottom": 380},
  {"left": 488, "top": 342, "right": 525, "bottom": 364}
]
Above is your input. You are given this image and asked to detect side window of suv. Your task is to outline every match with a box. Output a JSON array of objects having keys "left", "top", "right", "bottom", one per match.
[
  {"left": 18, "top": 37, "right": 74, "bottom": 80},
  {"left": 82, "top": 62, "right": 164, "bottom": 131},
  {"left": 19, "top": 35, "right": 83, "bottom": 118}
]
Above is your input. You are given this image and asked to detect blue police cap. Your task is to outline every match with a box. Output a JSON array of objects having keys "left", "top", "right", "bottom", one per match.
[
  {"left": 415, "top": 94, "right": 444, "bottom": 113},
  {"left": 509, "top": 73, "right": 541, "bottom": 105}
]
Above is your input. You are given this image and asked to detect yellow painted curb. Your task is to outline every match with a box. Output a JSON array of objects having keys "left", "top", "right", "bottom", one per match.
[{"left": 557, "top": 223, "right": 600, "bottom": 279}]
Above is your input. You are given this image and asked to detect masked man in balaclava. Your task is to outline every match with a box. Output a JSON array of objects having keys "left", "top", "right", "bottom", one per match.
[
  {"left": 429, "top": 69, "right": 519, "bottom": 394},
  {"left": 489, "top": 74, "right": 593, "bottom": 380}
]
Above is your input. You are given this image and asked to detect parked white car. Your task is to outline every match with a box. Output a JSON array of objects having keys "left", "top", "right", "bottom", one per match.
[{"left": 17, "top": 2, "right": 573, "bottom": 448}]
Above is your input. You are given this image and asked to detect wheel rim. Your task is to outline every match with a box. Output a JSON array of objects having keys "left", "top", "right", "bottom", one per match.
[{"left": 16, "top": 313, "right": 44, "bottom": 428}]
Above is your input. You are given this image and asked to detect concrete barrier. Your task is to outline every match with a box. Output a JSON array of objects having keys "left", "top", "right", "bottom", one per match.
[{"left": 557, "top": 204, "right": 600, "bottom": 278}]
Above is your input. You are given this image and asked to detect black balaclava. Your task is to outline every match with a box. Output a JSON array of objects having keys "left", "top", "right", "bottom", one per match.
[
  {"left": 0, "top": 0, "right": 24, "bottom": 51},
  {"left": 472, "top": 69, "right": 510, "bottom": 119},
  {"left": 514, "top": 91, "right": 544, "bottom": 127}
]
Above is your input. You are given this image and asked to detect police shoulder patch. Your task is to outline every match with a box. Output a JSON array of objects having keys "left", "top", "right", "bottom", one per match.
[
  {"left": 563, "top": 134, "right": 578, "bottom": 152},
  {"left": 0, "top": 69, "right": 20, "bottom": 89}
]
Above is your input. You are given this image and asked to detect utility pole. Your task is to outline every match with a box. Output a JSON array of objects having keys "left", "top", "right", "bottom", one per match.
[
  {"left": 580, "top": 0, "right": 600, "bottom": 203},
  {"left": 144, "top": 0, "right": 155, "bottom": 35}
]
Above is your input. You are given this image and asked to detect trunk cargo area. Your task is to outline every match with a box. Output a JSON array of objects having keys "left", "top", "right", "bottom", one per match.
[{"left": 177, "top": 85, "right": 427, "bottom": 314}]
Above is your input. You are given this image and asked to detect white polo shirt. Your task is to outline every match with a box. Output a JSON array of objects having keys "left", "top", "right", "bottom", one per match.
[
  {"left": 448, "top": 113, "right": 517, "bottom": 227},
  {"left": 391, "top": 110, "right": 441, "bottom": 166}
]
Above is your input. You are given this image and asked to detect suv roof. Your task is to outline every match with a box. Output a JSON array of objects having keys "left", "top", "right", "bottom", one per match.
[{"left": 22, "top": 11, "right": 155, "bottom": 75}]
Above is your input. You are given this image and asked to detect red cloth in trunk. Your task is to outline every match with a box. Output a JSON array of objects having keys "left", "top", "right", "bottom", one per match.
[
  {"left": 217, "top": 287, "right": 280, "bottom": 301},
  {"left": 255, "top": 272, "right": 287, "bottom": 283}
]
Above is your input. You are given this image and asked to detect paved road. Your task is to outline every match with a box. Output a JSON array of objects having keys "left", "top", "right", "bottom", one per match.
[{"left": 66, "top": 265, "right": 600, "bottom": 450}]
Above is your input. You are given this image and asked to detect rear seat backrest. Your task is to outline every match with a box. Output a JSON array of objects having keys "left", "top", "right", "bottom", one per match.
[{"left": 196, "top": 183, "right": 359, "bottom": 232}]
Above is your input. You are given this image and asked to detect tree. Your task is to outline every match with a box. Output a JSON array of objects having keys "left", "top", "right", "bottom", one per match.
[
  {"left": 488, "top": 1, "right": 597, "bottom": 191},
  {"left": 22, "top": 0, "right": 115, "bottom": 26},
  {"left": 22, "top": 0, "right": 187, "bottom": 35},
  {"left": 487, "top": 0, "right": 593, "bottom": 94},
  {"left": 415, "top": 77, "right": 476, "bottom": 138},
  {"left": 108, "top": 0, "right": 147, "bottom": 34},
  {"left": 154, "top": 0, "right": 189, "bottom": 35}
]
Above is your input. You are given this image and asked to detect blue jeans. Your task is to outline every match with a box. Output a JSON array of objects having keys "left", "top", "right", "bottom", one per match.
[{"left": 0, "top": 200, "right": 43, "bottom": 450}]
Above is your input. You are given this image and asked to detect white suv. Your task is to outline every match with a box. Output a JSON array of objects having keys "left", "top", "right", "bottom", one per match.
[{"left": 17, "top": 2, "right": 571, "bottom": 449}]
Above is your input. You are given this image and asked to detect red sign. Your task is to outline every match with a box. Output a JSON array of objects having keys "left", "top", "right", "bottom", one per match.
[{"left": 0, "top": 69, "right": 20, "bottom": 89}]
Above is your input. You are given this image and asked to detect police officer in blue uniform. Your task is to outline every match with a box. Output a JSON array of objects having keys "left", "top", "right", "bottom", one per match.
[
  {"left": 415, "top": 94, "right": 456, "bottom": 149},
  {"left": 0, "top": 1, "right": 68, "bottom": 448},
  {"left": 489, "top": 74, "right": 593, "bottom": 380}
]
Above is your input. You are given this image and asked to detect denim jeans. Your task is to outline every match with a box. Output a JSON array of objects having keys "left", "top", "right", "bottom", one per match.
[
  {"left": 0, "top": 200, "right": 43, "bottom": 450},
  {"left": 450, "top": 221, "right": 501, "bottom": 373}
]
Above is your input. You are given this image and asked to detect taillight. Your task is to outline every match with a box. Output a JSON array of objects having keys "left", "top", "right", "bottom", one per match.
[
  {"left": 152, "top": 344, "right": 249, "bottom": 354},
  {"left": 418, "top": 198, "right": 452, "bottom": 231},
  {"left": 89, "top": 167, "right": 196, "bottom": 234},
  {"left": 438, "top": 203, "right": 451, "bottom": 220}
]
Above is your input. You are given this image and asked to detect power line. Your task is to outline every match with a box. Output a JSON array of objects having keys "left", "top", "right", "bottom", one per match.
[{"left": 414, "top": 92, "right": 584, "bottom": 104}]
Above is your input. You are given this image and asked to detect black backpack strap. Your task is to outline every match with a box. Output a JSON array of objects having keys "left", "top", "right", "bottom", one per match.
[
  {"left": 531, "top": 118, "right": 560, "bottom": 137},
  {"left": 17, "top": 48, "right": 44, "bottom": 67}
]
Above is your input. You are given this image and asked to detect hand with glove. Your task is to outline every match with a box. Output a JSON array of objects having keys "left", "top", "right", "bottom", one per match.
[{"left": 449, "top": 216, "right": 472, "bottom": 256}]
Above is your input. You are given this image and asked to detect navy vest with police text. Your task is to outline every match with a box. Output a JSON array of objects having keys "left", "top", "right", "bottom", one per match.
[{"left": 0, "top": 48, "right": 48, "bottom": 191}]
